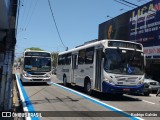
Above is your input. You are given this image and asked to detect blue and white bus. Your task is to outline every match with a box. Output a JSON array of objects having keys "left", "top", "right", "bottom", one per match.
[
  {"left": 56, "top": 39, "right": 145, "bottom": 95},
  {"left": 20, "top": 50, "right": 52, "bottom": 84}
]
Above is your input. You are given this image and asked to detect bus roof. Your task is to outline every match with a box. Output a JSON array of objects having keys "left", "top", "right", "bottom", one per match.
[{"left": 59, "top": 39, "right": 143, "bottom": 55}]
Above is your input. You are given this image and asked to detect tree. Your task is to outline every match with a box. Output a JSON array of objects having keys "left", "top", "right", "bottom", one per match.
[
  {"left": 25, "top": 47, "right": 44, "bottom": 51},
  {"left": 51, "top": 52, "right": 58, "bottom": 67},
  {"left": 17, "top": 57, "right": 21, "bottom": 63}
]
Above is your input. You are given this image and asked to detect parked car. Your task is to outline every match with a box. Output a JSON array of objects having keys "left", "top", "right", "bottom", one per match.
[
  {"left": 143, "top": 82, "right": 151, "bottom": 96},
  {"left": 144, "top": 78, "right": 160, "bottom": 93},
  {"left": 128, "top": 78, "right": 159, "bottom": 96}
]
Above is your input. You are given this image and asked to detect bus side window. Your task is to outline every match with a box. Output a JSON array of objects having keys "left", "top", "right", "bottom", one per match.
[
  {"left": 66, "top": 53, "right": 71, "bottom": 65},
  {"left": 58, "top": 55, "right": 62, "bottom": 65},
  {"left": 78, "top": 49, "right": 85, "bottom": 64},
  {"left": 72, "top": 54, "right": 78, "bottom": 69},
  {"left": 62, "top": 55, "right": 66, "bottom": 65},
  {"left": 85, "top": 47, "right": 94, "bottom": 64}
]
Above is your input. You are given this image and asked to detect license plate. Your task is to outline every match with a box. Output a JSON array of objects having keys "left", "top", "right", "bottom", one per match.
[{"left": 123, "top": 88, "right": 130, "bottom": 91}]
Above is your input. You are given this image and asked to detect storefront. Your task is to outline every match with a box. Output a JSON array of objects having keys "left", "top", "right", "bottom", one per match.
[{"left": 145, "top": 58, "right": 160, "bottom": 81}]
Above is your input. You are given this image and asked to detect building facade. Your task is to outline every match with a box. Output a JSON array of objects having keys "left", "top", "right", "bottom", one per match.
[
  {"left": 98, "top": 0, "right": 160, "bottom": 82},
  {"left": 0, "top": 0, "right": 18, "bottom": 111}
]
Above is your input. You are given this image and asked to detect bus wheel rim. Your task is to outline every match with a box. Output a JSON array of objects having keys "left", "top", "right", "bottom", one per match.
[
  {"left": 64, "top": 77, "right": 66, "bottom": 86},
  {"left": 87, "top": 82, "right": 91, "bottom": 92}
]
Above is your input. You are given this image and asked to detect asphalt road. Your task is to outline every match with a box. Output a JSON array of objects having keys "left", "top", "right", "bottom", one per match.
[{"left": 17, "top": 73, "right": 160, "bottom": 120}]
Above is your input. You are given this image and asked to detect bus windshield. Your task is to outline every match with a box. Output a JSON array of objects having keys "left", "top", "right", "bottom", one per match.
[
  {"left": 24, "top": 57, "right": 51, "bottom": 72},
  {"left": 104, "top": 48, "right": 144, "bottom": 75}
]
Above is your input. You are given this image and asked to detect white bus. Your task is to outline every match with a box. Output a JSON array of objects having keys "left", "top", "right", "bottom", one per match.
[
  {"left": 20, "top": 50, "right": 52, "bottom": 84},
  {"left": 56, "top": 40, "right": 145, "bottom": 95}
]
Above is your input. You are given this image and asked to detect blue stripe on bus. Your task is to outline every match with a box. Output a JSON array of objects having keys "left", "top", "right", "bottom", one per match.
[
  {"left": 16, "top": 74, "right": 39, "bottom": 120},
  {"left": 50, "top": 82, "right": 142, "bottom": 120}
]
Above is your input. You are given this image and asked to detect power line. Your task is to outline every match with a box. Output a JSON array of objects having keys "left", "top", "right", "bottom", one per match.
[
  {"left": 17, "top": 0, "right": 38, "bottom": 35},
  {"left": 21, "top": 0, "right": 24, "bottom": 6},
  {"left": 24, "top": 0, "right": 38, "bottom": 30},
  {"left": 137, "top": 0, "right": 145, "bottom": 4},
  {"left": 15, "top": 0, "right": 21, "bottom": 38},
  {"left": 137, "top": 0, "right": 148, "bottom": 3},
  {"left": 47, "top": 0, "right": 67, "bottom": 50},
  {"left": 120, "top": 0, "right": 139, "bottom": 7},
  {"left": 20, "top": 0, "right": 28, "bottom": 28},
  {"left": 21, "top": 0, "right": 34, "bottom": 30},
  {"left": 113, "top": 0, "right": 135, "bottom": 9}
]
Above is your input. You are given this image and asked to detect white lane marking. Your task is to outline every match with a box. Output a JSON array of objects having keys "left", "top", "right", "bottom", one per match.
[
  {"left": 142, "top": 100, "right": 155, "bottom": 105},
  {"left": 150, "top": 94, "right": 157, "bottom": 97}
]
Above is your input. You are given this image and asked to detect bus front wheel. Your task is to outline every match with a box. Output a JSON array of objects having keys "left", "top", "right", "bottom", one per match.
[
  {"left": 84, "top": 81, "right": 92, "bottom": 95},
  {"left": 63, "top": 76, "right": 67, "bottom": 86}
]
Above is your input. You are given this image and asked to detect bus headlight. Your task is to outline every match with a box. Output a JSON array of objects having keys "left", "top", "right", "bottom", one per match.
[
  {"left": 23, "top": 71, "right": 29, "bottom": 77},
  {"left": 44, "top": 73, "right": 51, "bottom": 77},
  {"left": 105, "top": 78, "right": 115, "bottom": 85},
  {"left": 138, "top": 79, "right": 144, "bottom": 84},
  {"left": 24, "top": 73, "right": 27, "bottom": 77},
  {"left": 109, "top": 79, "right": 115, "bottom": 85},
  {"left": 23, "top": 73, "right": 28, "bottom": 77}
]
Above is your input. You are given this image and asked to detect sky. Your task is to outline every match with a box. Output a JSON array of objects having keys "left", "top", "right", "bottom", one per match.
[{"left": 15, "top": 0, "right": 151, "bottom": 57}]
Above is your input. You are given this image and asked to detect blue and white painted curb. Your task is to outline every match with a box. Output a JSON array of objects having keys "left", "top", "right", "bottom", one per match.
[
  {"left": 50, "top": 82, "right": 144, "bottom": 120},
  {"left": 15, "top": 74, "right": 39, "bottom": 120}
]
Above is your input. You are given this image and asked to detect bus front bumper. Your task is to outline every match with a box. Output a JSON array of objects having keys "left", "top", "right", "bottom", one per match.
[
  {"left": 102, "top": 81, "right": 144, "bottom": 94},
  {"left": 22, "top": 75, "right": 51, "bottom": 83}
]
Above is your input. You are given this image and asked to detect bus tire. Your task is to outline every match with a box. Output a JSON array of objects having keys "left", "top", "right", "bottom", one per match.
[
  {"left": 63, "top": 76, "right": 67, "bottom": 86},
  {"left": 143, "top": 92, "right": 150, "bottom": 96},
  {"left": 84, "top": 80, "right": 92, "bottom": 95}
]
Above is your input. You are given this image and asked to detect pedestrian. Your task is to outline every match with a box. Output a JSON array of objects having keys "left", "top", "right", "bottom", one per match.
[{"left": 156, "top": 88, "right": 160, "bottom": 96}]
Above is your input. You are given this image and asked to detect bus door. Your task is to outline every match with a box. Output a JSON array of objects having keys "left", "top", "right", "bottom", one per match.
[
  {"left": 95, "top": 49, "right": 103, "bottom": 90},
  {"left": 71, "top": 54, "right": 78, "bottom": 84}
]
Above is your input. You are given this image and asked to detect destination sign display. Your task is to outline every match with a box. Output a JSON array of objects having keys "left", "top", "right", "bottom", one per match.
[
  {"left": 25, "top": 52, "right": 51, "bottom": 57},
  {"left": 108, "top": 41, "right": 142, "bottom": 50}
]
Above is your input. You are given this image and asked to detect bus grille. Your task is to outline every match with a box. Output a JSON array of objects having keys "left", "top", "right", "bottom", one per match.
[
  {"left": 115, "top": 76, "right": 138, "bottom": 82},
  {"left": 28, "top": 72, "right": 46, "bottom": 75}
]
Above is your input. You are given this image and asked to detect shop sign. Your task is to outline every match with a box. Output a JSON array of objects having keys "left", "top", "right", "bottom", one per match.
[{"left": 144, "top": 46, "right": 160, "bottom": 56}]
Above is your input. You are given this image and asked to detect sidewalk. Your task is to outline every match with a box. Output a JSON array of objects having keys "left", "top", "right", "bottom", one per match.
[
  {"left": 12, "top": 76, "right": 24, "bottom": 120},
  {"left": 0, "top": 74, "right": 23, "bottom": 120}
]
